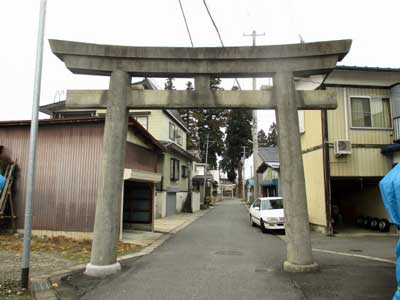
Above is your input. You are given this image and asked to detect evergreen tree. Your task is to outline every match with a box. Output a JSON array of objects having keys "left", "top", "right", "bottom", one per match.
[
  {"left": 179, "top": 81, "right": 199, "bottom": 149},
  {"left": 164, "top": 77, "right": 175, "bottom": 90},
  {"left": 174, "top": 77, "right": 227, "bottom": 167},
  {"left": 196, "top": 78, "right": 227, "bottom": 168},
  {"left": 220, "top": 95, "right": 253, "bottom": 184},
  {"left": 257, "top": 129, "right": 268, "bottom": 147},
  {"left": 196, "top": 108, "right": 227, "bottom": 169},
  {"left": 266, "top": 122, "right": 278, "bottom": 147}
]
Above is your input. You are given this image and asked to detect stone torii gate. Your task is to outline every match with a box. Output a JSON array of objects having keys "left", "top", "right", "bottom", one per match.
[{"left": 49, "top": 39, "right": 351, "bottom": 277}]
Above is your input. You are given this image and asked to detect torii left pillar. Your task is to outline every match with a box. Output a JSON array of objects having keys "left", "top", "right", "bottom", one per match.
[{"left": 85, "top": 70, "right": 130, "bottom": 276}]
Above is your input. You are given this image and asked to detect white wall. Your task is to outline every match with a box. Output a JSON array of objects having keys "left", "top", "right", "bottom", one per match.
[
  {"left": 156, "top": 191, "right": 167, "bottom": 218},
  {"left": 244, "top": 154, "right": 254, "bottom": 180},
  {"left": 209, "top": 169, "right": 220, "bottom": 184},
  {"left": 194, "top": 164, "right": 206, "bottom": 176},
  {"left": 176, "top": 192, "right": 188, "bottom": 212},
  {"left": 192, "top": 192, "right": 200, "bottom": 212}
]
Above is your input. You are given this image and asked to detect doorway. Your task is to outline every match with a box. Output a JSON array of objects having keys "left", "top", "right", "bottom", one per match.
[{"left": 123, "top": 180, "right": 153, "bottom": 231}]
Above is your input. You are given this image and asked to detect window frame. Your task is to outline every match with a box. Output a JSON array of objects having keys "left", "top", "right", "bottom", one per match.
[
  {"left": 182, "top": 165, "right": 190, "bottom": 178},
  {"left": 349, "top": 96, "right": 392, "bottom": 130},
  {"left": 176, "top": 128, "right": 183, "bottom": 145},
  {"left": 170, "top": 158, "right": 180, "bottom": 181}
]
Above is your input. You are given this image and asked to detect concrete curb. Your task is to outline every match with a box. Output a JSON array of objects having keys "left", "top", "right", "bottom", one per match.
[{"left": 31, "top": 208, "right": 211, "bottom": 300}]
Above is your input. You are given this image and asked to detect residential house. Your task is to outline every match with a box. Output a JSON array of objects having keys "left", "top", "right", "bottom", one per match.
[
  {"left": 301, "top": 65, "right": 400, "bottom": 234},
  {"left": 245, "top": 147, "right": 280, "bottom": 201},
  {"left": 256, "top": 147, "right": 281, "bottom": 198},
  {"left": 0, "top": 117, "right": 163, "bottom": 238},
  {"left": 191, "top": 162, "right": 210, "bottom": 205},
  {"left": 39, "top": 78, "right": 200, "bottom": 219}
]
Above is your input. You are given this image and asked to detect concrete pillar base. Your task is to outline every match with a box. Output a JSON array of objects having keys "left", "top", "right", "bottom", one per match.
[
  {"left": 283, "top": 261, "right": 319, "bottom": 273},
  {"left": 84, "top": 262, "right": 121, "bottom": 277}
]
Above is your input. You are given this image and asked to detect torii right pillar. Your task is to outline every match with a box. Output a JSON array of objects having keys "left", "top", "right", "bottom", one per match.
[{"left": 274, "top": 72, "right": 318, "bottom": 272}]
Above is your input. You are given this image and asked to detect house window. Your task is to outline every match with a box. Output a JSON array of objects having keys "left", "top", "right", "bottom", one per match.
[
  {"left": 170, "top": 158, "right": 180, "bottom": 181},
  {"left": 176, "top": 129, "right": 183, "bottom": 145},
  {"left": 169, "top": 123, "right": 176, "bottom": 140},
  {"left": 133, "top": 116, "right": 148, "bottom": 130},
  {"left": 350, "top": 97, "right": 391, "bottom": 128},
  {"left": 182, "top": 165, "right": 189, "bottom": 178}
]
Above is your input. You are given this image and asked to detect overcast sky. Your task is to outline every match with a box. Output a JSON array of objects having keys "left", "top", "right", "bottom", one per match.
[{"left": 1, "top": 0, "right": 400, "bottom": 132}]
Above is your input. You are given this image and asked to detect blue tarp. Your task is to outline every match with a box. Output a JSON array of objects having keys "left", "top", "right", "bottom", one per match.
[
  {"left": 0, "top": 174, "right": 5, "bottom": 193},
  {"left": 379, "top": 164, "right": 400, "bottom": 300}
]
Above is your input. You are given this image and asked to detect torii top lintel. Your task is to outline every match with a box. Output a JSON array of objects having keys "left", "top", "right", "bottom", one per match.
[{"left": 49, "top": 39, "right": 352, "bottom": 78}]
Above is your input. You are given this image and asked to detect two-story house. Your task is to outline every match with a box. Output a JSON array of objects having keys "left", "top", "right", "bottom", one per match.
[
  {"left": 301, "top": 66, "right": 400, "bottom": 235},
  {"left": 255, "top": 147, "right": 281, "bottom": 198},
  {"left": 244, "top": 147, "right": 280, "bottom": 202},
  {"left": 39, "top": 78, "right": 199, "bottom": 220}
]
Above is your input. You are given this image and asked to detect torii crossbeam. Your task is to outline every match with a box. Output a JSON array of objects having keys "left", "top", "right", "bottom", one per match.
[{"left": 50, "top": 39, "right": 351, "bottom": 276}]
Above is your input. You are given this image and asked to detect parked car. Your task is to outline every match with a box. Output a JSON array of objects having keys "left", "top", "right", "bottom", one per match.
[{"left": 249, "top": 197, "right": 285, "bottom": 233}]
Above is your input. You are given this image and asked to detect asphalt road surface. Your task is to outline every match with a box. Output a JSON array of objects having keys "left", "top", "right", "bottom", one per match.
[
  {"left": 82, "top": 199, "right": 303, "bottom": 300},
  {"left": 79, "top": 199, "right": 396, "bottom": 300}
]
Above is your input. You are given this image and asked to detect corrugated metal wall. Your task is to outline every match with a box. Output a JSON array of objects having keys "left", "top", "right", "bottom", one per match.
[
  {"left": 329, "top": 148, "right": 392, "bottom": 177},
  {"left": 326, "top": 86, "right": 393, "bottom": 177},
  {"left": 301, "top": 110, "right": 322, "bottom": 150},
  {"left": 0, "top": 123, "right": 103, "bottom": 233},
  {"left": 327, "top": 87, "right": 392, "bottom": 144},
  {"left": 302, "top": 149, "right": 327, "bottom": 227},
  {"left": 125, "top": 142, "right": 160, "bottom": 173}
]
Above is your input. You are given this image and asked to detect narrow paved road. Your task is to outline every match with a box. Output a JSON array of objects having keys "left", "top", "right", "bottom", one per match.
[{"left": 82, "top": 199, "right": 303, "bottom": 300}]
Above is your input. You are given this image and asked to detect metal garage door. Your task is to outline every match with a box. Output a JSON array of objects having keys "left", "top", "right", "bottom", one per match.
[{"left": 166, "top": 192, "right": 176, "bottom": 216}]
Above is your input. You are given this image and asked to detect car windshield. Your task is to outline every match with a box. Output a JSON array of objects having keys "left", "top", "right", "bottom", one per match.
[{"left": 261, "top": 199, "right": 283, "bottom": 210}]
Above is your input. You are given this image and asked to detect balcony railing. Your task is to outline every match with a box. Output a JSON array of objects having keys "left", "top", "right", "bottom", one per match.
[{"left": 394, "top": 116, "right": 400, "bottom": 143}]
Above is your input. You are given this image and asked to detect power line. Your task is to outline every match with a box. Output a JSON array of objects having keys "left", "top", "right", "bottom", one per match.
[
  {"left": 202, "top": 0, "right": 224, "bottom": 47},
  {"left": 202, "top": 0, "right": 241, "bottom": 90},
  {"left": 178, "top": 0, "right": 194, "bottom": 47}
]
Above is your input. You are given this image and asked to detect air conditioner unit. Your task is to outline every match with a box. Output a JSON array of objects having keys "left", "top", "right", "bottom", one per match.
[{"left": 334, "top": 140, "right": 352, "bottom": 156}]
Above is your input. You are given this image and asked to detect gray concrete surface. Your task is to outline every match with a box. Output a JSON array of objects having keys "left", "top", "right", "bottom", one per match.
[
  {"left": 66, "top": 88, "right": 338, "bottom": 110},
  {"left": 85, "top": 70, "right": 130, "bottom": 277},
  {"left": 275, "top": 72, "right": 317, "bottom": 272},
  {"left": 57, "top": 199, "right": 396, "bottom": 300},
  {"left": 48, "top": 39, "right": 351, "bottom": 77}
]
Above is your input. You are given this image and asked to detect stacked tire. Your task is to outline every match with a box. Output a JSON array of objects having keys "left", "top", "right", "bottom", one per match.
[{"left": 356, "top": 216, "right": 390, "bottom": 232}]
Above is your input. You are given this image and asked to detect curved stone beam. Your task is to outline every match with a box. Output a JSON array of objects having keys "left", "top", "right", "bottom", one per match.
[{"left": 49, "top": 39, "right": 351, "bottom": 77}]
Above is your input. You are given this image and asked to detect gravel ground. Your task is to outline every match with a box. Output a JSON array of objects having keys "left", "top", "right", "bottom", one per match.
[
  {"left": 0, "top": 250, "right": 79, "bottom": 300},
  {"left": 0, "top": 234, "right": 143, "bottom": 300}
]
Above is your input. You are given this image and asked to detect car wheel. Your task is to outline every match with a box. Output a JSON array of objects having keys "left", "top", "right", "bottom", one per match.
[
  {"left": 250, "top": 215, "right": 256, "bottom": 227},
  {"left": 356, "top": 216, "right": 364, "bottom": 227},
  {"left": 370, "top": 218, "right": 379, "bottom": 231},
  {"left": 378, "top": 219, "right": 390, "bottom": 232},
  {"left": 260, "top": 219, "right": 267, "bottom": 233},
  {"left": 363, "top": 216, "right": 372, "bottom": 229}
]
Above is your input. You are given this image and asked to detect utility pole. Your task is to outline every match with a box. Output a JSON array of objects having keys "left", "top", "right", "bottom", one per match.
[
  {"left": 202, "top": 133, "right": 209, "bottom": 205},
  {"left": 21, "top": 0, "right": 47, "bottom": 289},
  {"left": 243, "top": 30, "right": 265, "bottom": 202},
  {"left": 241, "top": 146, "right": 247, "bottom": 200}
]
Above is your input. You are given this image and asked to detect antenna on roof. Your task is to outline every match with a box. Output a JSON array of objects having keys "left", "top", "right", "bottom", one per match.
[
  {"left": 53, "top": 90, "right": 65, "bottom": 103},
  {"left": 299, "top": 34, "right": 305, "bottom": 43}
]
